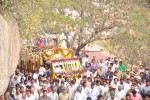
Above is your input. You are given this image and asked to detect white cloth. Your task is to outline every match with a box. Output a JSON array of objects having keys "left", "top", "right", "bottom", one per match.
[
  {"left": 32, "top": 92, "right": 39, "bottom": 100},
  {"left": 100, "top": 85, "right": 109, "bottom": 95},
  {"left": 98, "top": 63, "right": 104, "bottom": 68},
  {"left": 17, "top": 75, "right": 21, "bottom": 83},
  {"left": 107, "top": 97, "right": 118, "bottom": 100},
  {"left": 111, "top": 65, "right": 115, "bottom": 72},
  {"left": 39, "top": 67, "right": 46, "bottom": 75},
  {"left": 88, "top": 88, "right": 99, "bottom": 100},
  {"left": 68, "top": 85, "right": 76, "bottom": 100},
  {"left": 33, "top": 73, "right": 39, "bottom": 79},
  {"left": 124, "top": 83, "right": 131, "bottom": 93},
  {"left": 76, "top": 78, "right": 82, "bottom": 86},
  {"left": 82, "top": 57, "right": 89, "bottom": 67},
  {"left": 74, "top": 92, "right": 86, "bottom": 100},
  {"left": 81, "top": 87, "right": 90, "bottom": 98},
  {"left": 142, "top": 86, "right": 150, "bottom": 94},
  {"left": 50, "top": 92, "right": 59, "bottom": 100},
  {"left": 116, "top": 90, "right": 126, "bottom": 100},
  {"left": 111, "top": 82, "right": 120, "bottom": 91},
  {"left": 84, "top": 70, "right": 91, "bottom": 78},
  {"left": 26, "top": 95, "right": 35, "bottom": 100}
]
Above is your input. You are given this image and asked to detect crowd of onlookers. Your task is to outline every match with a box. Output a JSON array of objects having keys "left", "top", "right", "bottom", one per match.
[{"left": 0, "top": 55, "right": 150, "bottom": 100}]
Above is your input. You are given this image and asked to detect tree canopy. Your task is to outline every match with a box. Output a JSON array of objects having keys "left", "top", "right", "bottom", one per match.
[{"left": 1, "top": 0, "right": 150, "bottom": 64}]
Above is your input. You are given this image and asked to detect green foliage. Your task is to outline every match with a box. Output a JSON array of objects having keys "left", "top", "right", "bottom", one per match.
[{"left": 100, "top": 1, "right": 150, "bottom": 65}]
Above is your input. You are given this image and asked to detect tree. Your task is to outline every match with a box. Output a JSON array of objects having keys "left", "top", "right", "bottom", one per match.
[
  {"left": 51, "top": 0, "right": 129, "bottom": 55},
  {"left": 99, "top": 0, "right": 150, "bottom": 66},
  {"left": 1, "top": 0, "right": 143, "bottom": 56}
]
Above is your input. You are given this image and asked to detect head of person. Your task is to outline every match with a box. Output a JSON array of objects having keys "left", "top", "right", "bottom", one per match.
[
  {"left": 110, "top": 88, "right": 115, "bottom": 94},
  {"left": 110, "top": 89, "right": 116, "bottom": 99},
  {"left": 110, "top": 63, "right": 113, "bottom": 67},
  {"left": 133, "top": 79, "right": 138, "bottom": 85},
  {"left": 94, "top": 77, "right": 97, "bottom": 82},
  {"left": 14, "top": 75, "right": 18, "bottom": 80},
  {"left": 132, "top": 90, "right": 137, "bottom": 97},
  {"left": 99, "top": 67, "right": 103, "bottom": 71},
  {"left": 146, "top": 80, "right": 150, "bottom": 86},
  {"left": 20, "top": 78, "right": 24, "bottom": 83},
  {"left": 83, "top": 75, "right": 87, "bottom": 82},
  {"left": 82, "top": 82, "right": 87, "bottom": 87},
  {"left": 107, "top": 67, "right": 111, "bottom": 72},
  {"left": 52, "top": 87, "right": 57, "bottom": 93},
  {"left": 119, "top": 61, "right": 123, "bottom": 66},
  {"left": 31, "top": 86, "right": 35, "bottom": 94},
  {"left": 4, "top": 91, "right": 10, "bottom": 99},
  {"left": 120, "top": 79, "right": 124, "bottom": 84},
  {"left": 144, "top": 94, "right": 150, "bottom": 100},
  {"left": 87, "top": 97, "right": 92, "bottom": 100},
  {"left": 70, "top": 80, "right": 75, "bottom": 86},
  {"left": 62, "top": 88, "right": 68, "bottom": 94},
  {"left": 31, "top": 79, "right": 35, "bottom": 84},
  {"left": 60, "top": 82, "right": 65, "bottom": 88},
  {"left": 118, "top": 85, "right": 122, "bottom": 91},
  {"left": 43, "top": 90, "right": 48, "bottom": 97},
  {"left": 96, "top": 80, "right": 100, "bottom": 86},
  {"left": 91, "top": 82, "right": 95, "bottom": 89},
  {"left": 16, "top": 84, "right": 20, "bottom": 88},
  {"left": 39, "top": 80, "right": 43, "bottom": 86},
  {"left": 131, "top": 85, "right": 135, "bottom": 90},
  {"left": 145, "top": 69, "right": 149, "bottom": 75},
  {"left": 87, "top": 77, "right": 92, "bottom": 82},
  {"left": 26, "top": 85, "right": 31, "bottom": 91},
  {"left": 115, "top": 67, "right": 119, "bottom": 71},
  {"left": 22, "top": 91, "right": 26, "bottom": 99},
  {"left": 0, "top": 95, "right": 5, "bottom": 100},
  {"left": 77, "top": 86, "right": 82, "bottom": 93},
  {"left": 126, "top": 94, "right": 131, "bottom": 100},
  {"left": 97, "top": 94, "right": 103, "bottom": 100},
  {"left": 26, "top": 90, "right": 31, "bottom": 97},
  {"left": 127, "top": 78, "right": 130, "bottom": 84},
  {"left": 100, "top": 59, "right": 103, "bottom": 63},
  {"left": 16, "top": 87, "right": 20, "bottom": 95},
  {"left": 114, "top": 78, "right": 118, "bottom": 84},
  {"left": 54, "top": 79, "right": 59, "bottom": 85},
  {"left": 103, "top": 81, "right": 107, "bottom": 86}
]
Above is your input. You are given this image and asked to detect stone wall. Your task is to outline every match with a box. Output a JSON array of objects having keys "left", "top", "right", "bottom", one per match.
[{"left": 0, "top": 15, "right": 20, "bottom": 95}]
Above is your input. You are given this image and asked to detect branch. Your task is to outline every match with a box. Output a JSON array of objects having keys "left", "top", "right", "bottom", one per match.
[{"left": 63, "top": 32, "right": 70, "bottom": 48}]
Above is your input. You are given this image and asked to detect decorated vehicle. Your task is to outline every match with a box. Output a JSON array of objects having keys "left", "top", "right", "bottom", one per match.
[{"left": 43, "top": 48, "right": 83, "bottom": 78}]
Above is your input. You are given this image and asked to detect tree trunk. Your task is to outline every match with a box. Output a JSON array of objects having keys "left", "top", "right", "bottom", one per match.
[{"left": 75, "top": 43, "right": 87, "bottom": 56}]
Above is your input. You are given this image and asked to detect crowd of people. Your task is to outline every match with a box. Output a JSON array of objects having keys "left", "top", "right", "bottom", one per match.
[{"left": 1, "top": 55, "right": 150, "bottom": 100}]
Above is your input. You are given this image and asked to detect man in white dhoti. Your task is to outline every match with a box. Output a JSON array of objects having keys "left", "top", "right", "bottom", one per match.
[{"left": 74, "top": 86, "right": 86, "bottom": 100}]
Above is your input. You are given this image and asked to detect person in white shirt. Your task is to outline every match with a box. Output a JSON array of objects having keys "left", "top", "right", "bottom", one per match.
[
  {"left": 111, "top": 78, "right": 120, "bottom": 91},
  {"left": 100, "top": 81, "right": 109, "bottom": 95},
  {"left": 110, "top": 63, "right": 115, "bottom": 72},
  {"left": 50, "top": 87, "right": 59, "bottom": 100},
  {"left": 103, "top": 62, "right": 109, "bottom": 74},
  {"left": 116, "top": 85, "right": 126, "bottom": 100},
  {"left": 26, "top": 90, "right": 35, "bottom": 100},
  {"left": 74, "top": 86, "right": 86, "bottom": 100},
  {"left": 84, "top": 68, "right": 91, "bottom": 78},
  {"left": 81, "top": 82, "right": 90, "bottom": 98},
  {"left": 88, "top": 83, "right": 99, "bottom": 100},
  {"left": 68, "top": 80, "right": 76, "bottom": 100},
  {"left": 31, "top": 86, "right": 39, "bottom": 100},
  {"left": 124, "top": 79, "right": 131, "bottom": 93},
  {"left": 98, "top": 59, "right": 104, "bottom": 68},
  {"left": 33, "top": 70, "right": 39, "bottom": 80},
  {"left": 82, "top": 55, "right": 89, "bottom": 68},
  {"left": 39, "top": 66, "right": 46, "bottom": 75},
  {"left": 20, "top": 91, "right": 27, "bottom": 100}
]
